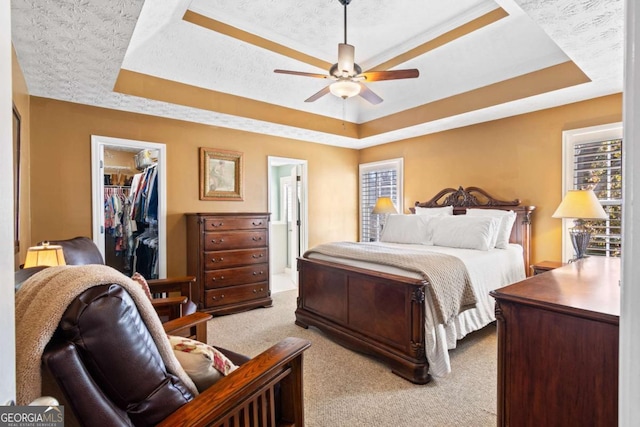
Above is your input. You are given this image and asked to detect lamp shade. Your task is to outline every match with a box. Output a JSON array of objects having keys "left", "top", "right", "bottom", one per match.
[
  {"left": 372, "top": 197, "right": 398, "bottom": 215},
  {"left": 23, "top": 243, "right": 66, "bottom": 268},
  {"left": 552, "top": 189, "right": 608, "bottom": 220}
]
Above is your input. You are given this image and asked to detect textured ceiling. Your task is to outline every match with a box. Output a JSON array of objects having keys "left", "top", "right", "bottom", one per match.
[{"left": 11, "top": 0, "right": 623, "bottom": 149}]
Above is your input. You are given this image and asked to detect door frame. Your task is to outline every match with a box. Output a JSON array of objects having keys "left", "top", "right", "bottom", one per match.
[
  {"left": 267, "top": 156, "right": 308, "bottom": 279},
  {"left": 90, "top": 135, "right": 167, "bottom": 278}
]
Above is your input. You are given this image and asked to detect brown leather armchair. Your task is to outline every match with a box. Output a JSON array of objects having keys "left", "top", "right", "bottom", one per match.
[
  {"left": 39, "top": 282, "right": 310, "bottom": 426},
  {"left": 44, "top": 237, "right": 196, "bottom": 321}
]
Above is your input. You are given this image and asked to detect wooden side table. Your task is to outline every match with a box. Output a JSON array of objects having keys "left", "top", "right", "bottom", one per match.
[{"left": 531, "top": 260, "right": 566, "bottom": 275}]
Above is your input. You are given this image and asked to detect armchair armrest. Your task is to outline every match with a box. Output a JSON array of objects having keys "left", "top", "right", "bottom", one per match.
[
  {"left": 163, "top": 312, "right": 212, "bottom": 342},
  {"left": 147, "top": 276, "right": 195, "bottom": 300},
  {"left": 158, "top": 337, "right": 311, "bottom": 427},
  {"left": 152, "top": 296, "right": 189, "bottom": 322}
]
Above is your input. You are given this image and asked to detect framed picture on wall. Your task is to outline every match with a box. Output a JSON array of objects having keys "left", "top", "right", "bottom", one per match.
[
  {"left": 199, "top": 147, "right": 244, "bottom": 201},
  {"left": 13, "top": 104, "right": 21, "bottom": 253}
]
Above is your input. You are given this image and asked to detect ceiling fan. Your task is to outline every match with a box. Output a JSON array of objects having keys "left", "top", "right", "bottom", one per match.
[{"left": 274, "top": 0, "right": 419, "bottom": 105}]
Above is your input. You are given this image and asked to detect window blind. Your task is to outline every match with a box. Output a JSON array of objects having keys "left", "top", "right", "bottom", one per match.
[
  {"left": 573, "top": 138, "right": 622, "bottom": 257},
  {"left": 359, "top": 159, "right": 402, "bottom": 242}
]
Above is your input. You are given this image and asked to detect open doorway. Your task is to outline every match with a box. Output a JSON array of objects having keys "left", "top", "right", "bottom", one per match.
[
  {"left": 268, "top": 156, "right": 308, "bottom": 294},
  {"left": 91, "top": 135, "right": 167, "bottom": 278}
]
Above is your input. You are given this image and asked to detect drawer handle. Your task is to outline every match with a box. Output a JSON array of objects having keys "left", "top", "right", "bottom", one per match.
[
  {"left": 212, "top": 276, "right": 225, "bottom": 281},
  {"left": 211, "top": 222, "right": 223, "bottom": 227},
  {"left": 211, "top": 239, "right": 224, "bottom": 244},
  {"left": 253, "top": 288, "right": 265, "bottom": 294},
  {"left": 252, "top": 221, "right": 263, "bottom": 226},
  {"left": 252, "top": 236, "right": 263, "bottom": 241},
  {"left": 211, "top": 257, "right": 224, "bottom": 263},
  {"left": 251, "top": 254, "right": 263, "bottom": 259},
  {"left": 212, "top": 294, "right": 225, "bottom": 300},
  {"left": 252, "top": 271, "right": 264, "bottom": 276}
]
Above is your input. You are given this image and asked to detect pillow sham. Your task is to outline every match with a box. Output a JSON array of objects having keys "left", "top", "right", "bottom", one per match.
[
  {"left": 380, "top": 214, "right": 432, "bottom": 245},
  {"left": 429, "top": 215, "right": 501, "bottom": 251},
  {"left": 414, "top": 205, "right": 453, "bottom": 216},
  {"left": 465, "top": 209, "right": 517, "bottom": 249},
  {"left": 168, "top": 335, "right": 238, "bottom": 392}
]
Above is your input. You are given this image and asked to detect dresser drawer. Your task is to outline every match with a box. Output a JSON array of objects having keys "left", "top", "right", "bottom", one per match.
[
  {"left": 203, "top": 230, "right": 267, "bottom": 250},
  {"left": 204, "top": 282, "right": 269, "bottom": 308},
  {"left": 204, "top": 248, "right": 267, "bottom": 270},
  {"left": 203, "top": 263, "right": 269, "bottom": 289},
  {"left": 203, "top": 216, "right": 267, "bottom": 231}
]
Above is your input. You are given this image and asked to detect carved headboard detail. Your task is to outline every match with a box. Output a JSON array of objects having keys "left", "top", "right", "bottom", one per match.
[{"left": 412, "top": 186, "right": 520, "bottom": 209}]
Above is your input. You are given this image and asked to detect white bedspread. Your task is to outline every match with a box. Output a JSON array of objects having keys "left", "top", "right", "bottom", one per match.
[{"left": 305, "top": 242, "right": 525, "bottom": 377}]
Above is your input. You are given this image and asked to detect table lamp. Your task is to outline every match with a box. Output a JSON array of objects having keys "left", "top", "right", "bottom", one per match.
[
  {"left": 552, "top": 189, "right": 608, "bottom": 261},
  {"left": 372, "top": 197, "right": 398, "bottom": 232},
  {"left": 23, "top": 242, "right": 66, "bottom": 268}
]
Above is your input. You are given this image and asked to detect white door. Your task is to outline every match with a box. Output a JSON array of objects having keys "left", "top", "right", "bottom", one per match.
[
  {"left": 91, "top": 135, "right": 167, "bottom": 278},
  {"left": 288, "top": 165, "right": 300, "bottom": 282},
  {"left": 267, "top": 156, "right": 308, "bottom": 286}
]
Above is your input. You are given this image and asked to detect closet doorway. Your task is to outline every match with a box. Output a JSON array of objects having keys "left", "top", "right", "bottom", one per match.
[
  {"left": 268, "top": 157, "right": 308, "bottom": 290},
  {"left": 91, "top": 135, "right": 167, "bottom": 278}
]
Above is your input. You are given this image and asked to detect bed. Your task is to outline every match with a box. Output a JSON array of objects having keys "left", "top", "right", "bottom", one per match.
[{"left": 295, "top": 186, "right": 535, "bottom": 384}]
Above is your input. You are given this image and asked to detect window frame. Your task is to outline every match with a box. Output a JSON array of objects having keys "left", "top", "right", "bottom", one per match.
[
  {"left": 358, "top": 158, "right": 404, "bottom": 242},
  {"left": 561, "top": 122, "right": 623, "bottom": 262}
]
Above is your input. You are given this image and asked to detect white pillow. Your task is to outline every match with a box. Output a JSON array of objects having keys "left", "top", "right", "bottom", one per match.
[
  {"left": 380, "top": 214, "right": 432, "bottom": 245},
  {"left": 465, "top": 209, "right": 517, "bottom": 249},
  {"left": 429, "top": 215, "right": 501, "bottom": 251},
  {"left": 414, "top": 205, "right": 453, "bottom": 216},
  {"left": 168, "top": 335, "right": 238, "bottom": 392}
]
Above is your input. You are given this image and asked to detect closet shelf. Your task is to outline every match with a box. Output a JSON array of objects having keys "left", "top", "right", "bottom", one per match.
[{"left": 104, "top": 165, "right": 137, "bottom": 172}]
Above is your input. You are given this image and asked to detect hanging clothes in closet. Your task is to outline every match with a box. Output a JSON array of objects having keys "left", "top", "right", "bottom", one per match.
[
  {"left": 127, "top": 163, "right": 159, "bottom": 279},
  {"left": 104, "top": 186, "right": 131, "bottom": 274}
]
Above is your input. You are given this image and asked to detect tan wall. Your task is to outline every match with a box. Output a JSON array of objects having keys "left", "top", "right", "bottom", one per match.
[
  {"left": 358, "top": 94, "right": 622, "bottom": 264},
  {"left": 29, "top": 97, "right": 359, "bottom": 275},
  {"left": 11, "top": 46, "right": 31, "bottom": 269}
]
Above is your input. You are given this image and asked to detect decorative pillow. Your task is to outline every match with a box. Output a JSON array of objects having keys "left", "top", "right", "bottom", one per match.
[
  {"left": 131, "top": 272, "right": 152, "bottom": 300},
  {"left": 414, "top": 205, "right": 453, "bottom": 216},
  {"left": 465, "top": 209, "right": 517, "bottom": 249},
  {"left": 380, "top": 214, "right": 432, "bottom": 245},
  {"left": 429, "top": 215, "right": 501, "bottom": 251},
  {"left": 168, "top": 335, "right": 238, "bottom": 392}
]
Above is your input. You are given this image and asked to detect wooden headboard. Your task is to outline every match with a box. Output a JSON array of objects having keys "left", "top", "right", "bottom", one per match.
[{"left": 409, "top": 186, "right": 536, "bottom": 276}]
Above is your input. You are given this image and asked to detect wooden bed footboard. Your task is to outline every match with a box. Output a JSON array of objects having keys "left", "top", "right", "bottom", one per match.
[{"left": 295, "top": 257, "right": 431, "bottom": 384}]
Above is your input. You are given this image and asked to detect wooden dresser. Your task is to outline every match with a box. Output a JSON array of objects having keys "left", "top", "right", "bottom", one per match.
[
  {"left": 186, "top": 213, "right": 272, "bottom": 315},
  {"left": 490, "top": 257, "right": 620, "bottom": 427}
]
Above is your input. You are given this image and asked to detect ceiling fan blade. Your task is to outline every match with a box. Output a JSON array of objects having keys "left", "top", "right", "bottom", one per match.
[
  {"left": 305, "top": 85, "right": 332, "bottom": 102},
  {"left": 274, "top": 69, "right": 328, "bottom": 79},
  {"left": 360, "top": 69, "right": 420, "bottom": 81},
  {"left": 358, "top": 83, "right": 383, "bottom": 105},
  {"left": 337, "top": 43, "right": 355, "bottom": 76}
]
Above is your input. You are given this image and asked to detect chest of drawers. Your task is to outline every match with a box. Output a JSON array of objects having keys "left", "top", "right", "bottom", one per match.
[
  {"left": 186, "top": 213, "right": 272, "bottom": 315},
  {"left": 491, "top": 257, "right": 619, "bottom": 426}
]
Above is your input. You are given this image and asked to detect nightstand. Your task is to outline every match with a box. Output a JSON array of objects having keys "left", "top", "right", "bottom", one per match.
[{"left": 531, "top": 261, "right": 566, "bottom": 275}]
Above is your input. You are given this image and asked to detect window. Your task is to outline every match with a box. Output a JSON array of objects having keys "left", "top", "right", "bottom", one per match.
[
  {"left": 562, "top": 123, "right": 622, "bottom": 261},
  {"left": 359, "top": 158, "right": 403, "bottom": 242}
]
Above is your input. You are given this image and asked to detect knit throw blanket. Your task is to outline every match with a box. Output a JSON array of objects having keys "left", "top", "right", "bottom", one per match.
[
  {"left": 15, "top": 265, "right": 198, "bottom": 405},
  {"left": 304, "top": 242, "right": 477, "bottom": 325}
]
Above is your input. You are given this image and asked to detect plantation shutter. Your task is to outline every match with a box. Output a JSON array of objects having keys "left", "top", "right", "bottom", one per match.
[
  {"left": 573, "top": 138, "right": 622, "bottom": 257},
  {"left": 359, "top": 159, "right": 403, "bottom": 242}
]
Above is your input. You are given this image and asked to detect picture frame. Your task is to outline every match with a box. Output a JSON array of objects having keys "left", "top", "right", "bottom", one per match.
[
  {"left": 12, "top": 104, "right": 21, "bottom": 253},
  {"left": 199, "top": 147, "right": 244, "bottom": 201}
]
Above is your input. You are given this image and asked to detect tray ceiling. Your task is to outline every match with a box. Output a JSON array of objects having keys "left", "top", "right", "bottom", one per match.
[{"left": 11, "top": 0, "right": 623, "bottom": 148}]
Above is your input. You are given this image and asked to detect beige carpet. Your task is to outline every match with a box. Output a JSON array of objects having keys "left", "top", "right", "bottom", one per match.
[{"left": 207, "top": 290, "right": 497, "bottom": 427}]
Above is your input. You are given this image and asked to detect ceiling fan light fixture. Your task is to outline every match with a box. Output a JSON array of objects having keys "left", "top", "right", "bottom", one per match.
[{"left": 330, "top": 80, "right": 361, "bottom": 99}]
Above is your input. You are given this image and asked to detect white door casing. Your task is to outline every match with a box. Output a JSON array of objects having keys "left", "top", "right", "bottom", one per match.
[{"left": 90, "top": 135, "right": 167, "bottom": 278}]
